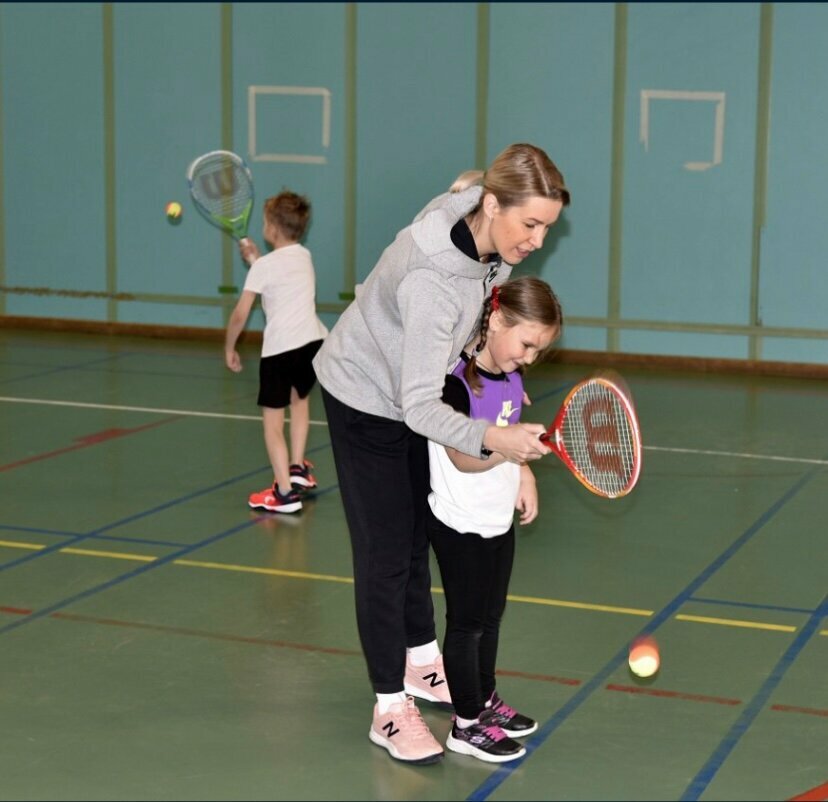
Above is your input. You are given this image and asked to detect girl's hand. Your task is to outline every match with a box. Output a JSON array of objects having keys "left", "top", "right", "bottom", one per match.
[{"left": 516, "top": 468, "right": 538, "bottom": 524}]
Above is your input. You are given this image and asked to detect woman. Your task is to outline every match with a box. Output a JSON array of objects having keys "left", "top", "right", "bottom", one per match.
[{"left": 313, "top": 143, "right": 570, "bottom": 765}]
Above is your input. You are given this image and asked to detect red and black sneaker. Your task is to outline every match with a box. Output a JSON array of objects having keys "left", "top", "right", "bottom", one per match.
[
  {"left": 248, "top": 485, "right": 303, "bottom": 514},
  {"left": 289, "top": 460, "right": 318, "bottom": 491}
]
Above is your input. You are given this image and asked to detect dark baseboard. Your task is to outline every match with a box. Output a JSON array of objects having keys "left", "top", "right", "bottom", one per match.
[{"left": 2, "top": 314, "right": 826, "bottom": 380}]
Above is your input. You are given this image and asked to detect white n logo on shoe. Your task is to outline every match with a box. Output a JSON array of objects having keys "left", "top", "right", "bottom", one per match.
[
  {"left": 382, "top": 720, "right": 400, "bottom": 738},
  {"left": 422, "top": 672, "right": 444, "bottom": 688}
]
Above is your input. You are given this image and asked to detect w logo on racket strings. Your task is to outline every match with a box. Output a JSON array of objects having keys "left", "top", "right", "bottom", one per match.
[
  {"left": 199, "top": 166, "right": 238, "bottom": 199},
  {"left": 581, "top": 397, "right": 625, "bottom": 479}
]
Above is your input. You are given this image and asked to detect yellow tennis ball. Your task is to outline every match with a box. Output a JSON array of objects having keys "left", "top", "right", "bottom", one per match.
[
  {"left": 166, "top": 201, "right": 182, "bottom": 220},
  {"left": 628, "top": 636, "right": 660, "bottom": 678}
]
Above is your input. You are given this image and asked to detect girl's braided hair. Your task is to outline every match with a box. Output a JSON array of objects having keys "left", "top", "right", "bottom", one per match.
[{"left": 465, "top": 275, "right": 563, "bottom": 396}]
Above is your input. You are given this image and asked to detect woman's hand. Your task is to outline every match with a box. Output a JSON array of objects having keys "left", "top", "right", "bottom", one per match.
[{"left": 484, "top": 423, "right": 550, "bottom": 463}]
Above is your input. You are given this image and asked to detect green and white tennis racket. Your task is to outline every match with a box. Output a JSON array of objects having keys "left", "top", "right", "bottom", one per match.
[{"left": 186, "top": 150, "right": 254, "bottom": 246}]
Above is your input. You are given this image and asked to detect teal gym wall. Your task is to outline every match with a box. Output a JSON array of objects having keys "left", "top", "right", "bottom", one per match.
[{"left": 1, "top": 3, "right": 826, "bottom": 365}]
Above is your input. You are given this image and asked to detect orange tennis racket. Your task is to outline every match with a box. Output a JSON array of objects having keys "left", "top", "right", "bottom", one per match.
[{"left": 541, "top": 371, "right": 642, "bottom": 498}]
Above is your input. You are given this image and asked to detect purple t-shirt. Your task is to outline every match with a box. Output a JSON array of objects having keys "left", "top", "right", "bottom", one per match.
[{"left": 445, "top": 355, "right": 524, "bottom": 427}]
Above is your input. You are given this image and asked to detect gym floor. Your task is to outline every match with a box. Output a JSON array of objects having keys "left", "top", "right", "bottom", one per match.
[{"left": 0, "top": 329, "right": 825, "bottom": 801}]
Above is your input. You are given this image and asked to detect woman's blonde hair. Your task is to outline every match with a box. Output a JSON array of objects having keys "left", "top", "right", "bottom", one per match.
[{"left": 450, "top": 143, "right": 570, "bottom": 208}]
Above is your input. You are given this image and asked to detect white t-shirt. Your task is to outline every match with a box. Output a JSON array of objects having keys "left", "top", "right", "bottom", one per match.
[
  {"left": 427, "top": 368, "right": 522, "bottom": 538},
  {"left": 243, "top": 243, "right": 328, "bottom": 357}
]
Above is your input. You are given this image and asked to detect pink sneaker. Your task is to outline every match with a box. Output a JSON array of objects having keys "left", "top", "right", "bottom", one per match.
[
  {"left": 368, "top": 697, "right": 444, "bottom": 765},
  {"left": 404, "top": 654, "right": 453, "bottom": 709}
]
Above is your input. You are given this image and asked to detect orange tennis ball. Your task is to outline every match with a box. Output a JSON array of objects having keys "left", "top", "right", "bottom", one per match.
[
  {"left": 165, "top": 201, "right": 182, "bottom": 220},
  {"left": 628, "top": 636, "right": 660, "bottom": 678}
]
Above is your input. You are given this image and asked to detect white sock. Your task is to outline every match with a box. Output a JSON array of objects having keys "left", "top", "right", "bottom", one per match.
[
  {"left": 407, "top": 640, "right": 440, "bottom": 667},
  {"left": 376, "top": 691, "right": 407, "bottom": 714},
  {"left": 456, "top": 715, "right": 478, "bottom": 729}
]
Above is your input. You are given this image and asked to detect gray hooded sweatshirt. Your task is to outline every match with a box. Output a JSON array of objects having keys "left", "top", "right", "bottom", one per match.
[{"left": 313, "top": 185, "right": 513, "bottom": 457}]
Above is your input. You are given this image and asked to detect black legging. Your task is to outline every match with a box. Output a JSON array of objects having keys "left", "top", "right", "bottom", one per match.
[
  {"left": 427, "top": 506, "right": 515, "bottom": 720},
  {"left": 322, "top": 387, "right": 436, "bottom": 694}
]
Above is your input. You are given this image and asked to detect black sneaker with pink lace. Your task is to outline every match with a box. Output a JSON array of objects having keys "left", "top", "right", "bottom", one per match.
[
  {"left": 446, "top": 708, "right": 526, "bottom": 763},
  {"left": 485, "top": 691, "right": 538, "bottom": 737}
]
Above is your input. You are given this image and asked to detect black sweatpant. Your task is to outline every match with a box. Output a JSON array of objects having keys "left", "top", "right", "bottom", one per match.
[
  {"left": 427, "top": 506, "right": 515, "bottom": 720},
  {"left": 322, "top": 387, "right": 436, "bottom": 694}
]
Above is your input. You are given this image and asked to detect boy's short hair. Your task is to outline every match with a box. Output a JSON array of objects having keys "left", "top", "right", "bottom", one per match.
[{"left": 264, "top": 191, "right": 311, "bottom": 241}]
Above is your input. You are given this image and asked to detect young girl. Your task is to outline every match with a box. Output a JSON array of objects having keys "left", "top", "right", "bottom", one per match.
[{"left": 427, "top": 275, "right": 563, "bottom": 763}]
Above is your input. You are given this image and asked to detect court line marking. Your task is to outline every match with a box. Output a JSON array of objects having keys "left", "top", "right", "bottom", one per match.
[
  {"left": 681, "top": 591, "right": 828, "bottom": 801},
  {"left": 675, "top": 614, "right": 797, "bottom": 633},
  {"left": 0, "top": 418, "right": 181, "bottom": 473},
  {"left": 606, "top": 683, "right": 741, "bottom": 706},
  {"left": 2, "top": 395, "right": 828, "bottom": 464},
  {"left": 788, "top": 780, "right": 828, "bottom": 802},
  {"left": 469, "top": 466, "right": 818, "bottom": 802},
  {"left": 0, "top": 395, "right": 267, "bottom": 423},
  {"left": 645, "top": 445, "right": 828, "bottom": 467},
  {"left": 2, "top": 538, "right": 812, "bottom": 633}
]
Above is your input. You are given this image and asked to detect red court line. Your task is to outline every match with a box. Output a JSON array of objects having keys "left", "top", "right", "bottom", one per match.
[
  {"left": 773, "top": 703, "right": 828, "bottom": 718},
  {"left": 606, "top": 683, "right": 742, "bottom": 706},
  {"left": 497, "top": 668, "right": 581, "bottom": 686},
  {"left": 789, "top": 781, "right": 828, "bottom": 801},
  {"left": 4, "top": 605, "right": 822, "bottom": 718},
  {"left": 50, "top": 612, "right": 364, "bottom": 657},
  {"left": 0, "top": 417, "right": 181, "bottom": 473}
]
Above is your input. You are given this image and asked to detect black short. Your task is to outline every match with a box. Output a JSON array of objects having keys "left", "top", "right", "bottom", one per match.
[{"left": 257, "top": 339, "right": 323, "bottom": 409}]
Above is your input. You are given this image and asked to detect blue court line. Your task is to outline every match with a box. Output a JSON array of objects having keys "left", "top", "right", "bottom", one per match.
[
  {"left": 680, "top": 591, "right": 828, "bottom": 801},
  {"left": 0, "top": 353, "right": 126, "bottom": 385},
  {"left": 84, "top": 533, "right": 192, "bottom": 549},
  {"left": 0, "top": 485, "right": 340, "bottom": 557},
  {"left": 467, "top": 466, "right": 819, "bottom": 802},
  {"left": 0, "top": 523, "right": 84, "bottom": 538},
  {"left": 0, "top": 443, "right": 333, "bottom": 567},
  {"left": 0, "top": 517, "right": 262, "bottom": 637},
  {"left": 0, "top": 485, "right": 343, "bottom": 638},
  {"left": 688, "top": 595, "right": 817, "bottom": 616},
  {"left": 0, "top": 465, "right": 270, "bottom": 574}
]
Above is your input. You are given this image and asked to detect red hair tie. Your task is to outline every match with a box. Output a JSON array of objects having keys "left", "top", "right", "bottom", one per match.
[{"left": 491, "top": 285, "right": 500, "bottom": 312}]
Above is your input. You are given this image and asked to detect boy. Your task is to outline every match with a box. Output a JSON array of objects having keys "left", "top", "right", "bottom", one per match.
[{"left": 224, "top": 191, "right": 327, "bottom": 513}]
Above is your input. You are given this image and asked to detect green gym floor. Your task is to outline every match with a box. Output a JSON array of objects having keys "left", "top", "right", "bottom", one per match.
[{"left": 0, "top": 329, "right": 825, "bottom": 802}]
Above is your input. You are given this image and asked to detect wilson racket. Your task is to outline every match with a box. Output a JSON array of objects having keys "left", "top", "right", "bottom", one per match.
[
  {"left": 541, "top": 371, "right": 642, "bottom": 498},
  {"left": 186, "top": 150, "right": 254, "bottom": 246}
]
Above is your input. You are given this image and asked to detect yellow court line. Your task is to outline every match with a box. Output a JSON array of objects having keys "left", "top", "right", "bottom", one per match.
[
  {"left": 507, "top": 593, "right": 653, "bottom": 617},
  {"left": 0, "top": 539, "right": 806, "bottom": 631},
  {"left": 173, "top": 559, "right": 354, "bottom": 585},
  {"left": 0, "top": 539, "right": 45, "bottom": 551},
  {"left": 62, "top": 548, "right": 156, "bottom": 562},
  {"left": 676, "top": 614, "right": 797, "bottom": 633},
  {"left": 0, "top": 540, "right": 155, "bottom": 562}
]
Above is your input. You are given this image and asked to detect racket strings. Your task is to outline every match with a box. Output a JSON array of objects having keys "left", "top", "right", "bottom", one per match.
[
  {"left": 560, "top": 383, "right": 638, "bottom": 497},
  {"left": 189, "top": 156, "right": 253, "bottom": 220}
]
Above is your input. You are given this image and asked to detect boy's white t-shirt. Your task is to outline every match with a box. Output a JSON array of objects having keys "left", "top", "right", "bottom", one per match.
[{"left": 243, "top": 243, "right": 328, "bottom": 357}]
